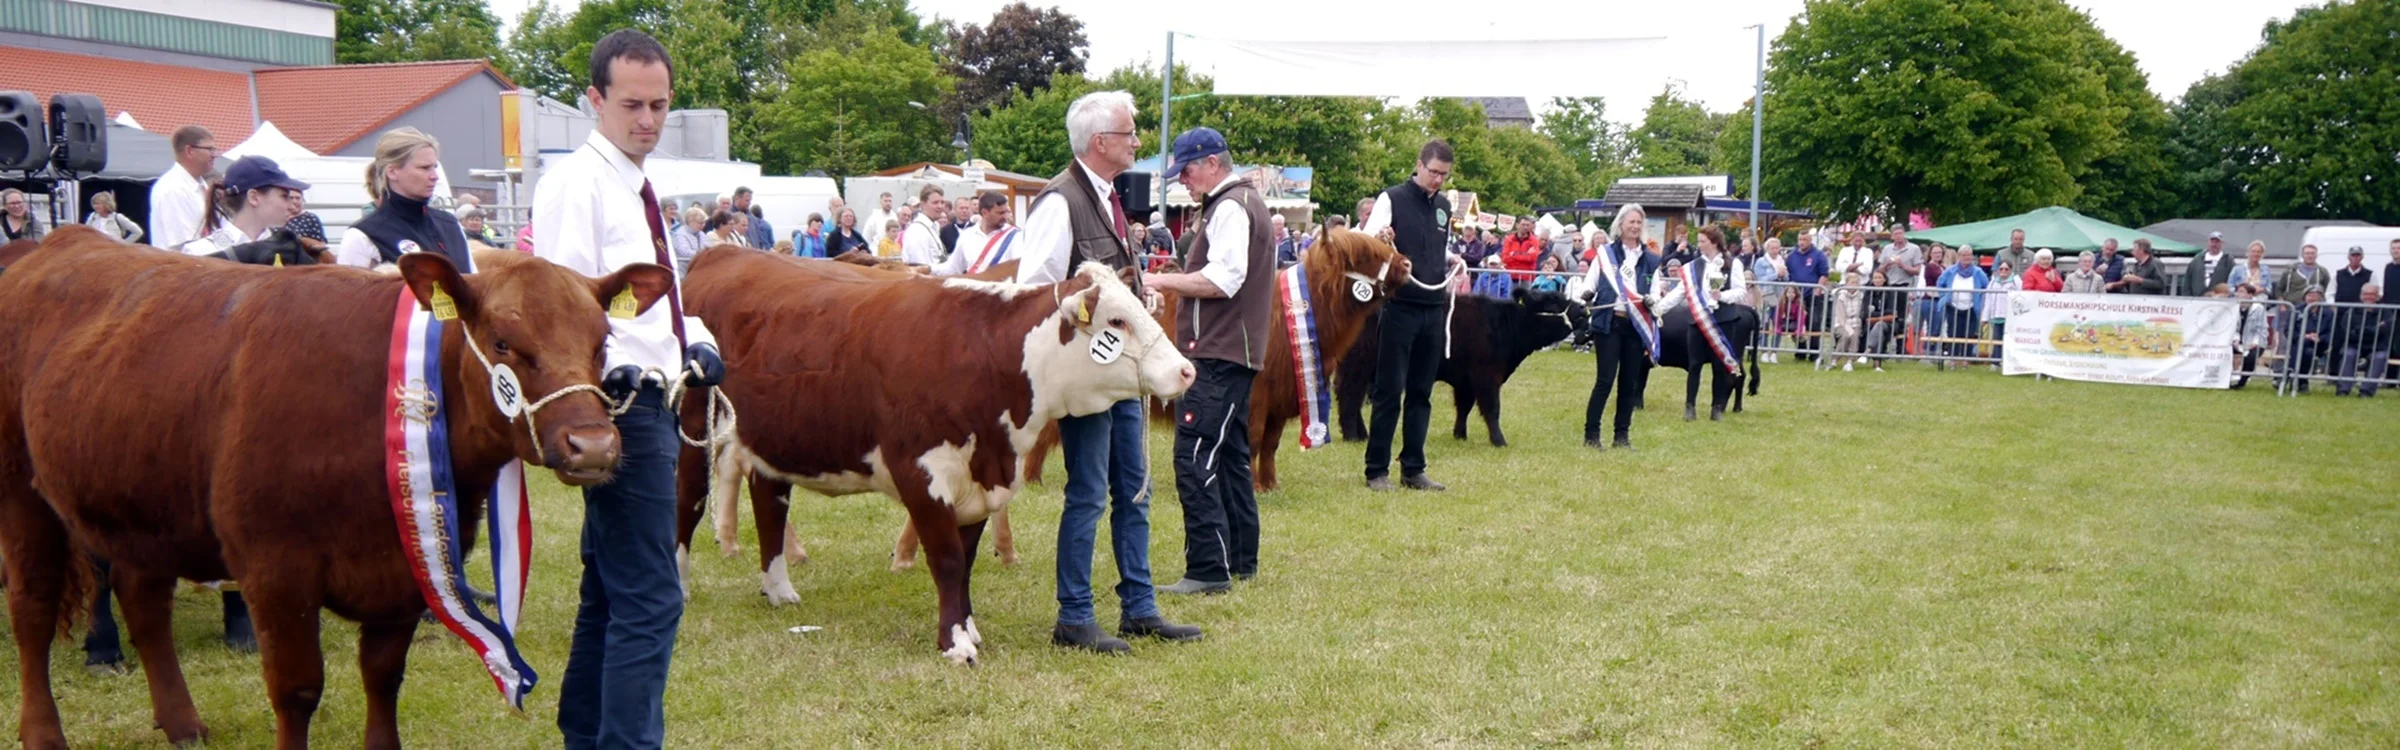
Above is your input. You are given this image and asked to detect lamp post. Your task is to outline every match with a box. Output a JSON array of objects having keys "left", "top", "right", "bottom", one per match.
[
  {"left": 906, "top": 101, "right": 972, "bottom": 165},
  {"left": 1746, "top": 23, "right": 1765, "bottom": 239}
]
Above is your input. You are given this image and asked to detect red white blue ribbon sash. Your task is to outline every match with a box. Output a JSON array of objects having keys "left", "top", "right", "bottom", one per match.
[
  {"left": 1280, "top": 264, "right": 1333, "bottom": 449},
  {"left": 1595, "top": 243, "right": 1661, "bottom": 363},
  {"left": 968, "top": 226, "right": 1018, "bottom": 274},
  {"left": 385, "top": 286, "right": 538, "bottom": 709},
  {"left": 1681, "top": 259, "right": 1743, "bottom": 377}
]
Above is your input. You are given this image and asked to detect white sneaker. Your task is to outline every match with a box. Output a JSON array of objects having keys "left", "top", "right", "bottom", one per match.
[
  {"left": 1874, "top": 365, "right": 1885, "bottom": 372},
  {"left": 1843, "top": 362, "right": 1854, "bottom": 372},
  {"left": 1856, "top": 357, "right": 1868, "bottom": 366}
]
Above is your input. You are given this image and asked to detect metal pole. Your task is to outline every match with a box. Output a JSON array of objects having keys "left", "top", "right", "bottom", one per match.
[
  {"left": 1748, "top": 23, "right": 1765, "bottom": 238},
  {"left": 1158, "top": 31, "right": 1175, "bottom": 226}
]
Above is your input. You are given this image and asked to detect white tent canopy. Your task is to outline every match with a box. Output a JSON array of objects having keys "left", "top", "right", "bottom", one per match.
[
  {"left": 113, "top": 111, "right": 141, "bottom": 130},
  {"left": 225, "top": 121, "right": 318, "bottom": 162},
  {"left": 1185, "top": 37, "right": 1664, "bottom": 99}
]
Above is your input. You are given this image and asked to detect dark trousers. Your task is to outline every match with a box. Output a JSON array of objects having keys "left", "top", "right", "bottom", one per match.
[
  {"left": 559, "top": 387, "right": 683, "bottom": 750},
  {"left": 1947, "top": 307, "right": 1979, "bottom": 358},
  {"left": 1583, "top": 322, "right": 1647, "bottom": 440},
  {"left": 1365, "top": 302, "right": 1445, "bottom": 480},
  {"left": 1174, "top": 360, "right": 1259, "bottom": 582},
  {"left": 1683, "top": 319, "right": 1737, "bottom": 411},
  {"left": 1796, "top": 288, "right": 1824, "bottom": 360},
  {"left": 1055, "top": 400, "right": 1156, "bottom": 626}
]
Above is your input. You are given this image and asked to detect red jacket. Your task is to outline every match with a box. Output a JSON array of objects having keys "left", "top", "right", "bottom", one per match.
[
  {"left": 2021, "top": 264, "right": 2063, "bottom": 292},
  {"left": 1501, "top": 233, "right": 1545, "bottom": 281}
]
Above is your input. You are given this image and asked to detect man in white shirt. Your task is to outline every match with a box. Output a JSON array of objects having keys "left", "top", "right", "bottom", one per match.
[
  {"left": 899, "top": 185, "right": 949, "bottom": 267},
  {"left": 531, "top": 29, "right": 721, "bottom": 750},
  {"left": 1144, "top": 127, "right": 1273, "bottom": 596},
  {"left": 1014, "top": 89, "right": 1201, "bottom": 654},
  {"left": 863, "top": 192, "right": 895, "bottom": 247},
  {"left": 931, "top": 191, "right": 1017, "bottom": 276},
  {"left": 148, "top": 125, "right": 216, "bottom": 250}
]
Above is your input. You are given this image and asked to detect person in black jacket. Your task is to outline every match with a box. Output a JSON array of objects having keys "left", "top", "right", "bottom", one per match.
[
  {"left": 1356, "top": 140, "right": 1465, "bottom": 492},
  {"left": 2336, "top": 285, "right": 2393, "bottom": 397},
  {"left": 1580, "top": 203, "right": 1662, "bottom": 449},
  {"left": 829, "top": 206, "right": 870, "bottom": 255},
  {"left": 2288, "top": 288, "right": 2335, "bottom": 394}
]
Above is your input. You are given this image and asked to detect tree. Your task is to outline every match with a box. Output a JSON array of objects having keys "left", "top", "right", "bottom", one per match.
[
  {"left": 1754, "top": 0, "right": 2166, "bottom": 224},
  {"left": 1629, "top": 85, "right": 1723, "bottom": 177},
  {"left": 1541, "top": 97, "right": 1633, "bottom": 198},
  {"left": 943, "top": 3, "right": 1088, "bottom": 116},
  {"left": 2169, "top": 0, "right": 2400, "bottom": 224},
  {"left": 334, "top": 0, "right": 503, "bottom": 65},
  {"left": 1490, "top": 127, "right": 1586, "bottom": 213},
  {"left": 751, "top": 26, "right": 953, "bottom": 175}
]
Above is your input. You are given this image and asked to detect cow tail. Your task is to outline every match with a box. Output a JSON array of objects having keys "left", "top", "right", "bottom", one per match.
[{"left": 710, "top": 438, "right": 745, "bottom": 555}]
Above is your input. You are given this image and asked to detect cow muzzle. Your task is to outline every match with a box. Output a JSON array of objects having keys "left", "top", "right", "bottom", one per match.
[{"left": 553, "top": 423, "right": 621, "bottom": 486}]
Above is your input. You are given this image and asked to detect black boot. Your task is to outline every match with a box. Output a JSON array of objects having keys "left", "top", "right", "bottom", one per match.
[
  {"left": 1683, "top": 405, "right": 1697, "bottom": 422},
  {"left": 1710, "top": 405, "right": 1724, "bottom": 421},
  {"left": 1612, "top": 435, "right": 1635, "bottom": 452},
  {"left": 221, "top": 590, "right": 257, "bottom": 654},
  {"left": 82, "top": 587, "right": 127, "bottom": 675},
  {"left": 1052, "top": 622, "right": 1130, "bottom": 654}
]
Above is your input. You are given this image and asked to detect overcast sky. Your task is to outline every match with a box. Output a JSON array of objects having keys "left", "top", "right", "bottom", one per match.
[{"left": 491, "top": 0, "right": 2318, "bottom": 125}]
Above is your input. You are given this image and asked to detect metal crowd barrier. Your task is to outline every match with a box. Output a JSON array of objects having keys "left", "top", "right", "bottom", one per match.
[
  {"left": 1745, "top": 280, "right": 2016, "bottom": 371},
  {"left": 2282, "top": 300, "right": 2400, "bottom": 397}
]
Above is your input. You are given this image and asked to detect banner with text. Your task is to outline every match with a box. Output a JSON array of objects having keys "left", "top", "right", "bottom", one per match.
[{"left": 2002, "top": 292, "right": 2240, "bottom": 389}]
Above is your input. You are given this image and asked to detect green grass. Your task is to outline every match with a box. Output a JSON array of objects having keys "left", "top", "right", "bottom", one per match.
[{"left": 10, "top": 353, "right": 2400, "bottom": 747}]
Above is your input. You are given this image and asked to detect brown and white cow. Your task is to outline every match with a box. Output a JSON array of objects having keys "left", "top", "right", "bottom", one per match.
[
  {"left": 0, "top": 226, "right": 668, "bottom": 749},
  {"left": 675, "top": 247, "right": 1191, "bottom": 664}
]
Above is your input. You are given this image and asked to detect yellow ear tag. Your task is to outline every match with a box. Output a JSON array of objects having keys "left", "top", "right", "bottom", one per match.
[
  {"left": 272, "top": 253, "right": 284, "bottom": 268},
  {"left": 1074, "top": 298, "right": 1091, "bottom": 325},
  {"left": 430, "top": 284, "right": 459, "bottom": 321},
  {"left": 609, "top": 286, "right": 639, "bottom": 319}
]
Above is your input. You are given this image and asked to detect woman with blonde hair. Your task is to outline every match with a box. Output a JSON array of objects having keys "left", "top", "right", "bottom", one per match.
[
  {"left": 1, "top": 188, "right": 45, "bottom": 242},
  {"left": 336, "top": 127, "right": 473, "bottom": 270},
  {"left": 84, "top": 190, "right": 144, "bottom": 243}
]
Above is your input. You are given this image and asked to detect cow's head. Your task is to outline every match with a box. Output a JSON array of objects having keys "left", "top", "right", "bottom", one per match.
[
  {"left": 1034, "top": 262, "right": 1195, "bottom": 417},
  {"left": 215, "top": 228, "right": 324, "bottom": 266},
  {"left": 1305, "top": 229, "right": 1413, "bottom": 314},
  {"left": 1512, "top": 285, "right": 1583, "bottom": 343},
  {"left": 397, "top": 250, "right": 674, "bottom": 485}
]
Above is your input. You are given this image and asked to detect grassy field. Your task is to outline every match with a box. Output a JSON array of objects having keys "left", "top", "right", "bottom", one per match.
[{"left": 9, "top": 352, "right": 2399, "bottom": 747}]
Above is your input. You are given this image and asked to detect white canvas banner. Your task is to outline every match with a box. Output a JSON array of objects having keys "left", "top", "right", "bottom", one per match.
[
  {"left": 2001, "top": 292, "right": 2240, "bottom": 389},
  {"left": 1188, "top": 37, "right": 1664, "bottom": 99}
]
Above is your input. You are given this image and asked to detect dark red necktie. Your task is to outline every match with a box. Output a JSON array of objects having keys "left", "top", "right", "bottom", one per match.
[
  {"left": 637, "top": 180, "right": 689, "bottom": 348},
  {"left": 1108, "top": 190, "right": 1130, "bottom": 243}
]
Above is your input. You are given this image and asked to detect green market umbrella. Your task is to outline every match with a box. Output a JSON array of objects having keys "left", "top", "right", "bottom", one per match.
[{"left": 1907, "top": 206, "right": 2200, "bottom": 256}]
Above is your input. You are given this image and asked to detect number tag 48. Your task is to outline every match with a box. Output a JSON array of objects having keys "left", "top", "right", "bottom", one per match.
[{"left": 490, "top": 363, "right": 525, "bottom": 419}]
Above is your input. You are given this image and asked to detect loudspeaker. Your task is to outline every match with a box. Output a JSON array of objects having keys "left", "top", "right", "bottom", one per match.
[
  {"left": 0, "top": 92, "right": 45, "bottom": 172},
  {"left": 1115, "top": 171, "right": 1154, "bottom": 218},
  {"left": 48, "top": 94, "right": 105, "bottom": 173}
]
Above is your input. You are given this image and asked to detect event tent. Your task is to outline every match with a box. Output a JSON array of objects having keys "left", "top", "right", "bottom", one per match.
[{"left": 1907, "top": 206, "right": 2199, "bottom": 256}]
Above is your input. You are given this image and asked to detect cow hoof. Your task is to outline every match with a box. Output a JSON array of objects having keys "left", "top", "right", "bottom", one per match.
[
  {"left": 1490, "top": 438, "right": 1507, "bottom": 448},
  {"left": 943, "top": 625, "right": 981, "bottom": 666},
  {"left": 964, "top": 616, "right": 984, "bottom": 646},
  {"left": 891, "top": 556, "right": 918, "bottom": 572},
  {"left": 997, "top": 550, "right": 1019, "bottom": 566},
  {"left": 1451, "top": 430, "right": 1467, "bottom": 440},
  {"left": 676, "top": 547, "right": 693, "bottom": 600},
  {"left": 761, "top": 558, "right": 801, "bottom": 606}
]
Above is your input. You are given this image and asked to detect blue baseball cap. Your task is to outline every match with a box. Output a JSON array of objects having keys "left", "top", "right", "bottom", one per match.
[
  {"left": 224, "top": 155, "right": 311, "bottom": 195},
  {"left": 1161, "top": 127, "right": 1228, "bottom": 180}
]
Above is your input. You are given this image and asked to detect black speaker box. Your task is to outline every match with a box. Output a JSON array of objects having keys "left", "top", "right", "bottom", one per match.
[
  {"left": 1116, "top": 171, "right": 1154, "bottom": 217},
  {"left": 0, "top": 92, "right": 46, "bottom": 172},
  {"left": 48, "top": 94, "right": 106, "bottom": 173}
]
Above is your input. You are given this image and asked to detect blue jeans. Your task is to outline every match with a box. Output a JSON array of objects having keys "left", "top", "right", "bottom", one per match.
[
  {"left": 558, "top": 387, "right": 683, "bottom": 750},
  {"left": 1054, "top": 399, "right": 1158, "bottom": 626}
]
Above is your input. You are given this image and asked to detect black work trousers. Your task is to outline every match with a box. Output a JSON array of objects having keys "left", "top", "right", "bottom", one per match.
[
  {"left": 1584, "top": 322, "right": 1648, "bottom": 440},
  {"left": 1365, "top": 301, "right": 1445, "bottom": 480},
  {"left": 1173, "top": 359, "right": 1259, "bottom": 582}
]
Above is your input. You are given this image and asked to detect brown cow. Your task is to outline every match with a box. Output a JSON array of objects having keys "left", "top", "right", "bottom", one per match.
[
  {"left": 674, "top": 247, "right": 1191, "bottom": 664},
  {"left": 998, "top": 230, "right": 1409, "bottom": 492},
  {"left": 0, "top": 226, "right": 670, "bottom": 748}
]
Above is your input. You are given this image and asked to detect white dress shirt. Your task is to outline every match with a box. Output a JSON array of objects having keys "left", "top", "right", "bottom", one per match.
[
  {"left": 1191, "top": 173, "right": 1252, "bottom": 297},
  {"left": 933, "top": 222, "right": 1018, "bottom": 277},
  {"left": 533, "top": 130, "right": 715, "bottom": 375},
  {"left": 1015, "top": 159, "right": 1116, "bottom": 285},
  {"left": 1359, "top": 193, "right": 1394, "bottom": 237},
  {"left": 1650, "top": 252, "right": 1748, "bottom": 316},
  {"left": 900, "top": 214, "right": 946, "bottom": 267},
  {"left": 863, "top": 207, "right": 895, "bottom": 247},
  {"left": 1834, "top": 244, "right": 1876, "bottom": 281},
  {"left": 335, "top": 227, "right": 380, "bottom": 268},
  {"left": 148, "top": 164, "right": 206, "bottom": 251}
]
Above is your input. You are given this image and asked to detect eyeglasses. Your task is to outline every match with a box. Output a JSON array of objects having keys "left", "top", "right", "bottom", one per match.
[{"left": 1095, "top": 130, "right": 1137, "bottom": 141}]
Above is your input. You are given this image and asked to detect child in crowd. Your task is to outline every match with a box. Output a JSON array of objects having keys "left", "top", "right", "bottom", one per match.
[
  {"left": 1530, "top": 254, "right": 1568, "bottom": 295},
  {"left": 1832, "top": 274, "right": 1868, "bottom": 371}
]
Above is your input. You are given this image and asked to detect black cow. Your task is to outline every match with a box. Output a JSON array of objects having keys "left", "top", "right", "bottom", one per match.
[
  {"left": 1653, "top": 303, "right": 1762, "bottom": 419},
  {"left": 1336, "top": 287, "right": 1586, "bottom": 447},
  {"left": 203, "top": 227, "right": 326, "bottom": 266}
]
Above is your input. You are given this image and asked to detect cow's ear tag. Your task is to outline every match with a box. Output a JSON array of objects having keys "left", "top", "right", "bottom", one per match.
[
  {"left": 272, "top": 253, "right": 284, "bottom": 268},
  {"left": 430, "top": 284, "right": 459, "bottom": 321},
  {"left": 1074, "top": 295, "right": 1092, "bottom": 325},
  {"left": 609, "top": 286, "right": 639, "bottom": 319}
]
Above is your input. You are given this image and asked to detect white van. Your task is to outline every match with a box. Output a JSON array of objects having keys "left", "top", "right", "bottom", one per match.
[{"left": 2300, "top": 226, "right": 2400, "bottom": 291}]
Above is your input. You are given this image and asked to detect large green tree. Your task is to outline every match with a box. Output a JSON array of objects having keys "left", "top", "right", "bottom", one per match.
[
  {"left": 750, "top": 25, "right": 952, "bottom": 175},
  {"left": 1541, "top": 96, "right": 1634, "bottom": 199},
  {"left": 334, "top": 0, "right": 503, "bottom": 64},
  {"left": 942, "top": 3, "right": 1088, "bottom": 116},
  {"left": 1629, "top": 85, "right": 1725, "bottom": 177},
  {"left": 2168, "top": 0, "right": 2400, "bottom": 224},
  {"left": 1753, "top": 0, "right": 2169, "bottom": 224}
]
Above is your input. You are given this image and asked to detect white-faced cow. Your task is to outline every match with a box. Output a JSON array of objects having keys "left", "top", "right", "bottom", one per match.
[{"left": 674, "top": 247, "right": 1192, "bottom": 665}]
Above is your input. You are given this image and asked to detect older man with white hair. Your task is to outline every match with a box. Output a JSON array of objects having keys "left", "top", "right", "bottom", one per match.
[{"left": 1015, "top": 90, "right": 1202, "bottom": 654}]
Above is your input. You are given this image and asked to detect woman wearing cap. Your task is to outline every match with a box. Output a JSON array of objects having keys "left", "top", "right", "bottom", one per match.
[
  {"left": 337, "top": 127, "right": 474, "bottom": 270},
  {"left": 179, "top": 156, "right": 305, "bottom": 256}
]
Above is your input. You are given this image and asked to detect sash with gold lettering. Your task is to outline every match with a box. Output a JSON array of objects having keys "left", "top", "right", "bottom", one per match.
[
  {"left": 1279, "top": 263, "right": 1333, "bottom": 449},
  {"left": 1593, "top": 242, "right": 1661, "bottom": 362},
  {"left": 384, "top": 285, "right": 537, "bottom": 709},
  {"left": 1680, "top": 259, "right": 1743, "bottom": 377}
]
